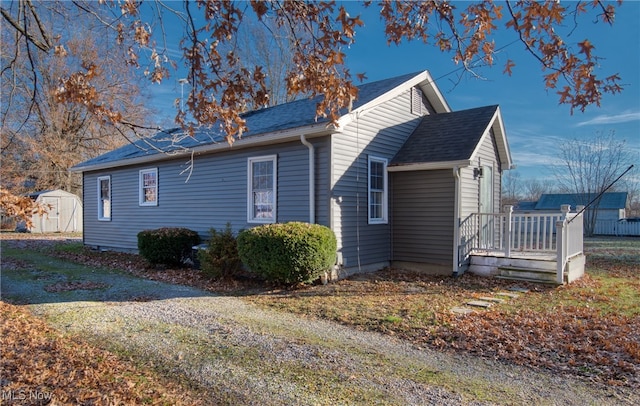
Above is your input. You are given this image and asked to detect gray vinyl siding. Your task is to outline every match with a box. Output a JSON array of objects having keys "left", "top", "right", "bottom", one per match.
[
  {"left": 331, "top": 89, "right": 423, "bottom": 268},
  {"left": 83, "top": 138, "right": 330, "bottom": 251},
  {"left": 391, "top": 170, "right": 454, "bottom": 265},
  {"left": 314, "top": 137, "right": 331, "bottom": 226},
  {"left": 476, "top": 128, "right": 502, "bottom": 214},
  {"left": 460, "top": 129, "right": 502, "bottom": 220}
]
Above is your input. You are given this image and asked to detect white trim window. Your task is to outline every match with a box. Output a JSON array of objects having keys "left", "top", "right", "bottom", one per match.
[
  {"left": 248, "top": 155, "right": 277, "bottom": 223},
  {"left": 97, "top": 176, "right": 111, "bottom": 221},
  {"left": 139, "top": 168, "right": 158, "bottom": 206},
  {"left": 368, "top": 156, "right": 388, "bottom": 224}
]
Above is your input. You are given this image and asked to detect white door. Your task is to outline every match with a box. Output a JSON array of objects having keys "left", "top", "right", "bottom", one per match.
[
  {"left": 479, "top": 165, "right": 493, "bottom": 213},
  {"left": 479, "top": 166, "right": 494, "bottom": 248}
]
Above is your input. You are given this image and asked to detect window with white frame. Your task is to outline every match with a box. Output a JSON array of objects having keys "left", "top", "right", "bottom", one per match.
[
  {"left": 368, "top": 156, "right": 388, "bottom": 224},
  {"left": 97, "top": 176, "right": 111, "bottom": 221},
  {"left": 139, "top": 168, "right": 158, "bottom": 206},
  {"left": 248, "top": 155, "right": 277, "bottom": 223}
]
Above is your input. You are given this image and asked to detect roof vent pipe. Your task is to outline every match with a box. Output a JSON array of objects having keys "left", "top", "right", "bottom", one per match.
[{"left": 300, "top": 135, "right": 315, "bottom": 223}]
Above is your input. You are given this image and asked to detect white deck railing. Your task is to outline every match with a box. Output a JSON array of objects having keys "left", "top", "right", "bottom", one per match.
[
  {"left": 459, "top": 205, "right": 584, "bottom": 283},
  {"left": 556, "top": 209, "right": 584, "bottom": 284}
]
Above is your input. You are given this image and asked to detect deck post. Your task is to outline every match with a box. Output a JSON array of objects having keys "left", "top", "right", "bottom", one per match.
[
  {"left": 556, "top": 205, "right": 571, "bottom": 285},
  {"left": 504, "top": 205, "right": 513, "bottom": 258},
  {"left": 556, "top": 219, "right": 566, "bottom": 284}
]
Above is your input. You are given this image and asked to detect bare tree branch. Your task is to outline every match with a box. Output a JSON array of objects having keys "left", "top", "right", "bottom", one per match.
[{"left": 1, "top": 3, "right": 50, "bottom": 52}]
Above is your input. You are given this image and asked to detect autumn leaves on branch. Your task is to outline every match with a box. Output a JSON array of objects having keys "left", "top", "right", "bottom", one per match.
[{"left": 6, "top": 0, "right": 625, "bottom": 143}]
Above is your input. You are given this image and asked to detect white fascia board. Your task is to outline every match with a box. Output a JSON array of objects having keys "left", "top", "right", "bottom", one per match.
[
  {"left": 387, "top": 160, "right": 473, "bottom": 172},
  {"left": 418, "top": 76, "right": 451, "bottom": 114},
  {"left": 468, "top": 107, "right": 513, "bottom": 170},
  {"left": 336, "top": 70, "right": 451, "bottom": 128},
  {"left": 493, "top": 107, "right": 514, "bottom": 170},
  {"left": 71, "top": 123, "right": 336, "bottom": 173}
]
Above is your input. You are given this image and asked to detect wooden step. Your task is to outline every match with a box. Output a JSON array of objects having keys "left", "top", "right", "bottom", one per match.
[
  {"left": 499, "top": 266, "right": 556, "bottom": 282},
  {"left": 496, "top": 267, "right": 558, "bottom": 285}
]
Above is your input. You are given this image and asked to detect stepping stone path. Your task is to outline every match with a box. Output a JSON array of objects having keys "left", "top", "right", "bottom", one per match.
[
  {"left": 450, "top": 287, "right": 530, "bottom": 315},
  {"left": 466, "top": 300, "right": 493, "bottom": 308}
]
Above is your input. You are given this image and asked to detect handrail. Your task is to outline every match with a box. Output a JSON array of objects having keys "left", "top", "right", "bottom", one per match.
[{"left": 460, "top": 205, "right": 584, "bottom": 283}]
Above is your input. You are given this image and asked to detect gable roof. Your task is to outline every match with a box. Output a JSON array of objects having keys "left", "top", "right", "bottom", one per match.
[
  {"left": 389, "top": 105, "right": 512, "bottom": 171},
  {"left": 535, "top": 192, "right": 629, "bottom": 210},
  {"left": 72, "top": 70, "right": 449, "bottom": 172},
  {"left": 27, "top": 189, "right": 80, "bottom": 200}
]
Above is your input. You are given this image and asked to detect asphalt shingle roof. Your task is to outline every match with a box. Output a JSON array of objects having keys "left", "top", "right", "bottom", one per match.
[
  {"left": 390, "top": 105, "right": 498, "bottom": 166},
  {"left": 73, "top": 71, "right": 422, "bottom": 170}
]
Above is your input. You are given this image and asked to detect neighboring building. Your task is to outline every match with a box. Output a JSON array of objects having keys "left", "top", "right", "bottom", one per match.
[
  {"left": 71, "top": 70, "right": 512, "bottom": 276},
  {"left": 27, "top": 189, "right": 83, "bottom": 233},
  {"left": 515, "top": 192, "right": 632, "bottom": 236},
  {"left": 516, "top": 192, "right": 629, "bottom": 221}
]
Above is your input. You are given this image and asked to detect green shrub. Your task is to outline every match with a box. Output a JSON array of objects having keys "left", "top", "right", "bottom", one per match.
[
  {"left": 137, "top": 227, "right": 200, "bottom": 266},
  {"left": 198, "top": 223, "right": 242, "bottom": 279},
  {"left": 237, "top": 222, "right": 337, "bottom": 285}
]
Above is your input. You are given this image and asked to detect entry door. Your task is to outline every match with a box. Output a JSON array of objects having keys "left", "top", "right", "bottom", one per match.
[
  {"left": 479, "top": 165, "right": 493, "bottom": 248},
  {"left": 479, "top": 165, "right": 493, "bottom": 213}
]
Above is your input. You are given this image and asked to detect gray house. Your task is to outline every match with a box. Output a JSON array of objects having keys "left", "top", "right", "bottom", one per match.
[{"left": 71, "top": 70, "right": 512, "bottom": 276}]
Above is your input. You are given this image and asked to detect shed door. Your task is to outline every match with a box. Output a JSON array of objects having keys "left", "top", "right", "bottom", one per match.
[
  {"left": 59, "top": 196, "right": 79, "bottom": 232},
  {"left": 41, "top": 197, "right": 60, "bottom": 232}
]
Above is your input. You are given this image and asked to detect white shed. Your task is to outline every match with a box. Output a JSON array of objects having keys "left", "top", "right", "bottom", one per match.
[{"left": 29, "top": 190, "right": 83, "bottom": 233}]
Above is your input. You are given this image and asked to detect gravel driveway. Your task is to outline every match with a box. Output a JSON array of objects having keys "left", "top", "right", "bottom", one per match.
[{"left": 2, "top": 236, "right": 635, "bottom": 405}]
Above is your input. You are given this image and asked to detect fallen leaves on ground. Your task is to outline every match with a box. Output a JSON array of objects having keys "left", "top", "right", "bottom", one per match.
[
  {"left": 0, "top": 301, "right": 203, "bottom": 405},
  {"left": 246, "top": 268, "right": 640, "bottom": 387},
  {"left": 433, "top": 307, "right": 640, "bottom": 387},
  {"left": 44, "top": 281, "right": 110, "bottom": 292},
  {"left": 5, "top": 235, "right": 639, "bottom": 390}
]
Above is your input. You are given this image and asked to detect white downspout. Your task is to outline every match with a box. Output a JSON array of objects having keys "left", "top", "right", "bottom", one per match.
[
  {"left": 300, "top": 135, "right": 315, "bottom": 223},
  {"left": 452, "top": 166, "right": 461, "bottom": 276}
]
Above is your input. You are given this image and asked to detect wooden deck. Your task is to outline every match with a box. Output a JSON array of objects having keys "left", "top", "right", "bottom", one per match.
[
  {"left": 461, "top": 205, "right": 586, "bottom": 284},
  {"left": 471, "top": 250, "right": 556, "bottom": 261}
]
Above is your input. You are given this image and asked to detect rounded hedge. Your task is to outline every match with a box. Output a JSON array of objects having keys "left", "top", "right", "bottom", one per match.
[
  {"left": 198, "top": 224, "right": 242, "bottom": 279},
  {"left": 137, "top": 227, "right": 200, "bottom": 266},
  {"left": 237, "top": 222, "right": 337, "bottom": 285}
]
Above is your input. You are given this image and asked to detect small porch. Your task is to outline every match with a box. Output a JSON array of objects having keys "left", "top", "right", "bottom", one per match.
[{"left": 458, "top": 205, "right": 586, "bottom": 284}]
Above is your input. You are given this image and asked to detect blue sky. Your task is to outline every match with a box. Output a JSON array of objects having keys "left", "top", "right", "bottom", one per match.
[{"left": 147, "top": 1, "right": 639, "bottom": 182}]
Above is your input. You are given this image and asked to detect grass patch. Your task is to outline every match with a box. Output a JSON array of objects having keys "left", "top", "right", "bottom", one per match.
[
  {"left": 3, "top": 234, "right": 637, "bottom": 402},
  {"left": 52, "top": 241, "right": 86, "bottom": 254},
  {"left": 245, "top": 237, "right": 640, "bottom": 387}
]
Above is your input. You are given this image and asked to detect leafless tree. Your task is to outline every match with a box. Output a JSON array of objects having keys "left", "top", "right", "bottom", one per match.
[
  {"left": 553, "top": 131, "right": 636, "bottom": 236},
  {"left": 501, "top": 170, "right": 522, "bottom": 206},
  {"left": 521, "top": 178, "right": 557, "bottom": 202},
  {"left": 235, "top": 17, "right": 303, "bottom": 106},
  {"left": 1, "top": 2, "right": 154, "bottom": 198}
]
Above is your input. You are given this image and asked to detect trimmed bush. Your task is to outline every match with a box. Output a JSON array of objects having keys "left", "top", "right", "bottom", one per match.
[
  {"left": 198, "top": 224, "right": 242, "bottom": 279},
  {"left": 137, "top": 227, "right": 200, "bottom": 266},
  {"left": 237, "top": 222, "right": 337, "bottom": 285}
]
